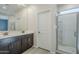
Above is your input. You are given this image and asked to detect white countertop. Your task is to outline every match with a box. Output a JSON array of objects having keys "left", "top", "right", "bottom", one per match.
[{"left": 0, "top": 31, "right": 34, "bottom": 39}]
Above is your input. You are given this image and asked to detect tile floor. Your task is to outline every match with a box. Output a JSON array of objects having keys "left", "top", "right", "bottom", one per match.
[{"left": 23, "top": 47, "right": 50, "bottom": 54}]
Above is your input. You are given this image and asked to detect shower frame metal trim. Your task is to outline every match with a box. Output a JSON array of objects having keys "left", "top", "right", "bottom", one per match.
[{"left": 56, "top": 11, "right": 79, "bottom": 54}]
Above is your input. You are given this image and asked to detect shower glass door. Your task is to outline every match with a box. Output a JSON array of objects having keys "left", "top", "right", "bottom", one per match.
[{"left": 57, "top": 13, "right": 77, "bottom": 53}]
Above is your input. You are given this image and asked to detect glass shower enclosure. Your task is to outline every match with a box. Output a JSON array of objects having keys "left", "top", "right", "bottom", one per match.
[{"left": 56, "top": 8, "right": 79, "bottom": 54}]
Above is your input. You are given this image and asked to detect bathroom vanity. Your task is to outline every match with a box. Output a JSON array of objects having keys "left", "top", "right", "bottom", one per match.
[{"left": 0, "top": 32, "right": 33, "bottom": 54}]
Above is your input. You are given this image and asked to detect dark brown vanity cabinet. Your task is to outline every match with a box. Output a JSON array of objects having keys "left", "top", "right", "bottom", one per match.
[
  {"left": 9, "top": 36, "right": 22, "bottom": 54},
  {"left": 21, "top": 35, "right": 28, "bottom": 52},
  {"left": 27, "top": 34, "right": 33, "bottom": 49},
  {"left": 0, "top": 38, "right": 12, "bottom": 54},
  {"left": 21, "top": 34, "right": 33, "bottom": 53},
  {"left": 0, "top": 33, "right": 33, "bottom": 54}
]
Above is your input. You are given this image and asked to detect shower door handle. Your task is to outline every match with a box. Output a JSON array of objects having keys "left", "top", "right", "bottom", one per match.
[
  {"left": 74, "top": 32, "right": 77, "bottom": 37},
  {"left": 38, "top": 31, "right": 40, "bottom": 33}
]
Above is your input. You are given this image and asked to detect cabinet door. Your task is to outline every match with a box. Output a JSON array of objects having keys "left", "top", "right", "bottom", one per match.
[
  {"left": 0, "top": 38, "right": 11, "bottom": 54},
  {"left": 0, "top": 46, "right": 10, "bottom": 54},
  {"left": 21, "top": 35, "right": 28, "bottom": 52},
  {"left": 27, "top": 34, "right": 33, "bottom": 49},
  {"left": 9, "top": 36, "right": 21, "bottom": 54}
]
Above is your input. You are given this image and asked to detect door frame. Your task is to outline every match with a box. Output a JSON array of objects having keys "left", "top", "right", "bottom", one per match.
[
  {"left": 56, "top": 12, "right": 78, "bottom": 54},
  {"left": 36, "top": 9, "right": 52, "bottom": 51}
]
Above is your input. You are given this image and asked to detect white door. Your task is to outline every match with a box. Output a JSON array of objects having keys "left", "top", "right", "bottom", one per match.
[{"left": 37, "top": 10, "right": 51, "bottom": 50}]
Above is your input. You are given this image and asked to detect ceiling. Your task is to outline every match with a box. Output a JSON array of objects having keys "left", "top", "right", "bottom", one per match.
[{"left": 0, "top": 4, "right": 28, "bottom": 16}]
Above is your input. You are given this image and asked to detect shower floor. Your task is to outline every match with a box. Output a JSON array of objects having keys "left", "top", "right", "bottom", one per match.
[{"left": 58, "top": 45, "right": 76, "bottom": 53}]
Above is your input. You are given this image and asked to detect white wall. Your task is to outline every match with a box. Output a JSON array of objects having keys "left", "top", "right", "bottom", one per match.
[{"left": 27, "top": 5, "right": 57, "bottom": 53}]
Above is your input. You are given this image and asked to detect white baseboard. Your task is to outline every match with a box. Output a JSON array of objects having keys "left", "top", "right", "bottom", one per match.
[
  {"left": 33, "top": 45, "right": 38, "bottom": 48},
  {"left": 33, "top": 45, "right": 56, "bottom": 54}
]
